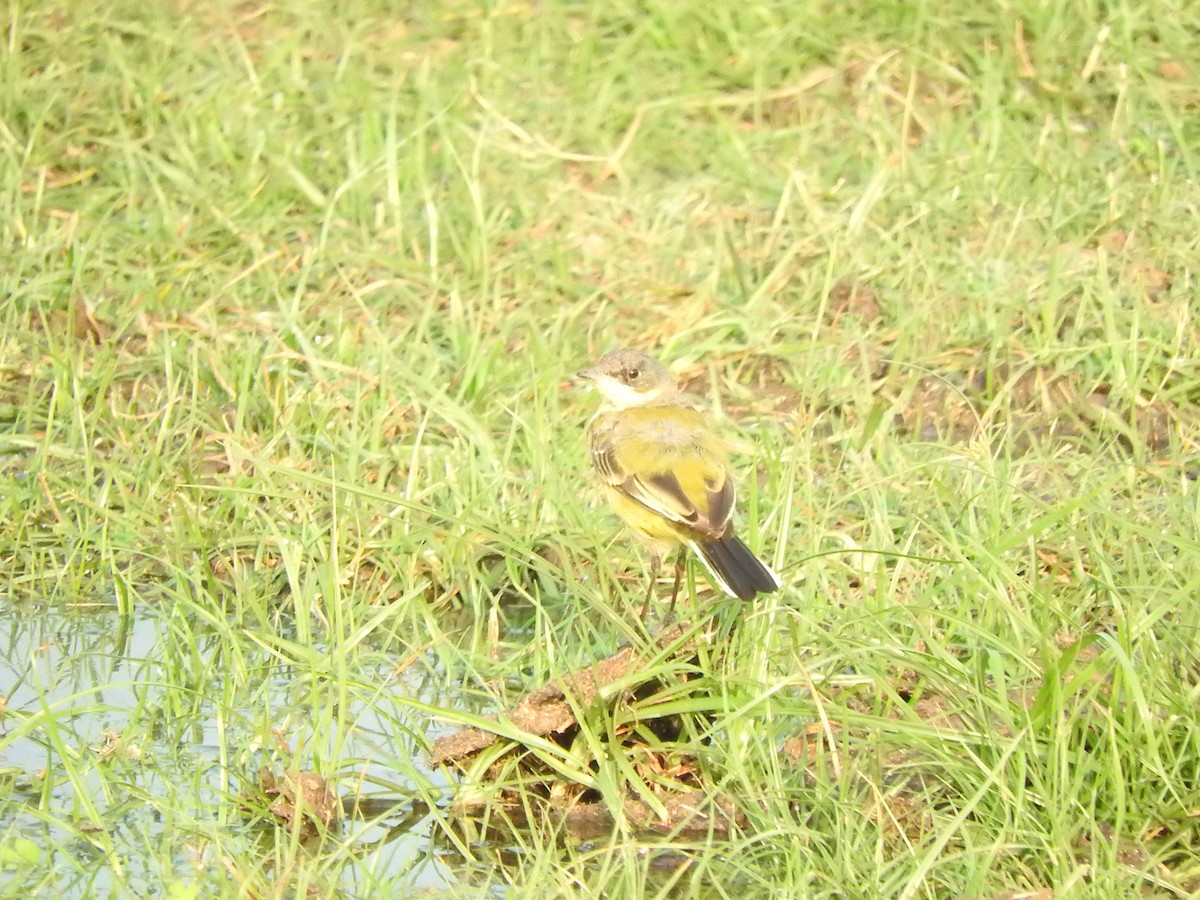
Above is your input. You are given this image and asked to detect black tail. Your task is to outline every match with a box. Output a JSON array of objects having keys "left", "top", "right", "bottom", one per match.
[{"left": 691, "top": 532, "right": 780, "bottom": 600}]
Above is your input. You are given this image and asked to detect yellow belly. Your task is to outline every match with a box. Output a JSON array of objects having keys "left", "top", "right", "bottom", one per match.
[{"left": 605, "top": 487, "right": 689, "bottom": 546}]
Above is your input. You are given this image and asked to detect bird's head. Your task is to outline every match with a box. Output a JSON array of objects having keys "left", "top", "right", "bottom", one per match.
[{"left": 578, "top": 349, "right": 676, "bottom": 409}]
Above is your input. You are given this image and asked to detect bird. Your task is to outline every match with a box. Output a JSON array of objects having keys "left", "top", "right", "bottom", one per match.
[{"left": 578, "top": 348, "right": 780, "bottom": 614}]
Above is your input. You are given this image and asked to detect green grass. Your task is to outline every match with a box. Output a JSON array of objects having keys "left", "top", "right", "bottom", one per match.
[{"left": 2, "top": 0, "right": 1199, "bottom": 896}]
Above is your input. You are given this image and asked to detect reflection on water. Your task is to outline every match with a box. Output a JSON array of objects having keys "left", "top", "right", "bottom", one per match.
[
  {"left": 2, "top": 606, "right": 156, "bottom": 772},
  {"left": 0, "top": 600, "right": 462, "bottom": 895}
]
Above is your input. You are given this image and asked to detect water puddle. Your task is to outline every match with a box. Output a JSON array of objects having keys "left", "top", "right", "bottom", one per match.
[{"left": 0, "top": 600, "right": 461, "bottom": 894}]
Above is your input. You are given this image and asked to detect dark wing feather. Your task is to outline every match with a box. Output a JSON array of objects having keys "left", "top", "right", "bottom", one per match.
[
  {"left": 644, "top": 472, "right": 697, "bottom": 520},
  {"left": 591, "top": 435, "right": 624, "bottom": 484},
  {"left": 632, "top": 471, "right": 702, "bottom": 527},
  {"left": 589, "top": 411, "right": 732, "bottom": 539},
  {"left": 705, "top": 473, "right": 735, "bottom": 534},
  {"left": 617, "top": 461, "right": 731, "bottom": 540}
]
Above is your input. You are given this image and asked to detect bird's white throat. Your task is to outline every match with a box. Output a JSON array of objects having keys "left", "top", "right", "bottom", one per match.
[{"left": 594, "top": 376, "right": 665, "bottom": 410}]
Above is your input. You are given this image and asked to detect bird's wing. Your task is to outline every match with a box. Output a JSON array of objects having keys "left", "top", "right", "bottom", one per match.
[{"left": 591, "top": 421, "right": 733, "bottom": 539}]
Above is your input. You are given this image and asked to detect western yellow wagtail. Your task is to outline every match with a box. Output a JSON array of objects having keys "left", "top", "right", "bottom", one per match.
[{"left": 579, "top": 349, "right": 779, "bottom": 611}]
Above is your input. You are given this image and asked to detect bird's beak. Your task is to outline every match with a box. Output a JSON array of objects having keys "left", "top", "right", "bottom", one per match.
[{"left": 576, "top": 365, "right": 599, "bottom": 382}]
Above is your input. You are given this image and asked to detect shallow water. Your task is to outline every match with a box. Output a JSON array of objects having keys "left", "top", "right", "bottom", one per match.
[{"left": 0, "top": 600, "right": 468, "bottom": 895}]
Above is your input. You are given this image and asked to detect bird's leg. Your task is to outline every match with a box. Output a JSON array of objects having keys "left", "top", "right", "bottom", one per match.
[
  {"left": 640, "top": 548, "right": 662, "bottom": 620},
  {"left": 667, "top": 548, "right": 687, "bottom": 617}
]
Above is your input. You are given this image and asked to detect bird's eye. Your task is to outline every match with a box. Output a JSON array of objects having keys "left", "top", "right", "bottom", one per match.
[{"left": 626, "top": 367, "right": 639, "bottom": 380}]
